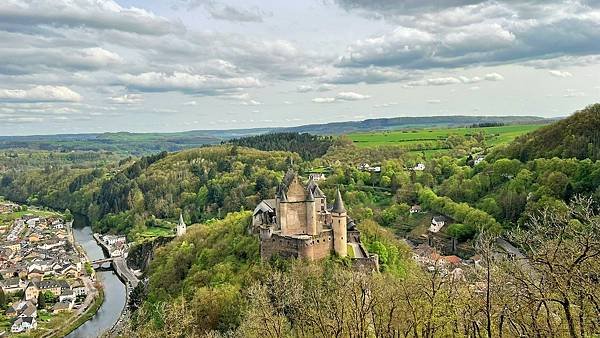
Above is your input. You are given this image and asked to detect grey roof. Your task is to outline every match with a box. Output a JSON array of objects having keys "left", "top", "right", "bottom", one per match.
[
  {"left": 306, "top": 188, "right": 314, "bottom": 202},
  {"left": 253, "top": 199, "right": 276, "bottom": 216},
  {"left": 312, "top": 185, "right": 326, "bottom": 198},
  {"left": 280, "top": 189, "right": 288, "bottom": 202},
  {"left": 331, "top": 189, "right": 346, "bottom": 214},
  {"left": 433, "top": 216, "right": 446, "bottom": 222}
]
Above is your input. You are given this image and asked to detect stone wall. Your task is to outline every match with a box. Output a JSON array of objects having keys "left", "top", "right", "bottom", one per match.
[
  {"left": 281, "top": 201, "right": 308, "bottom": 235},
  {"left": 261, "top": 230, "right": 334, "bottom": 261},
  {"left": 352, "top": 254, "right": 380, "bottom": 273}
]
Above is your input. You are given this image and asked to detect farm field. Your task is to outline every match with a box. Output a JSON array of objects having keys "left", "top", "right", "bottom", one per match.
[{"left": 347, "top": 124, "right": 544, "bottom": 148}]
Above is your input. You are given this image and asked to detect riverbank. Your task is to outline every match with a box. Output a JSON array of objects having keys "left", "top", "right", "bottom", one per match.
[{"left": 44, "top": 288, "right": 105, "bottom": 338}]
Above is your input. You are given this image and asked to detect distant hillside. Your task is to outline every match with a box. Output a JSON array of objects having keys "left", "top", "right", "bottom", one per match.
[
  {"left": 283, "top": 115, "right": 551, "bottom": 134},
  {"left": 0, "top": 115, "right": 551, "bottom": 155},
  {"left": 494, "top": 104, "right": 600, "bottom": 161},
  {"left": 228, "top": 132, "right": 334, "bottom": 161}
]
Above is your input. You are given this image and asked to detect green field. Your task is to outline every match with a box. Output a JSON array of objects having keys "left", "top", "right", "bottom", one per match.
[{"left": 348, "top": 124, "right": 544, "bottom": 149}]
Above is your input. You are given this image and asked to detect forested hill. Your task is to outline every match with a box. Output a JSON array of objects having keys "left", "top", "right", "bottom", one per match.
[
  {"left": 0, "top": 115, "right": 550, "bottom": 155},
  {"left": 227, "top": 133, "right": 334, "bottom": 160},
  {"left": 493, "top": 104, "right": 600, "bottom": 162}
]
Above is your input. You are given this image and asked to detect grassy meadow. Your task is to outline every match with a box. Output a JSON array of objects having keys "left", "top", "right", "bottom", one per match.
[{"left": 347, "top": 124, "right": 544, "bottom": 152}]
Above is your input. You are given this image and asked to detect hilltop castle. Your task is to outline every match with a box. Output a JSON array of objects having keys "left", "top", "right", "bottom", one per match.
[{"left": 253, "top": 171, "right": 378, "bottom": 269}]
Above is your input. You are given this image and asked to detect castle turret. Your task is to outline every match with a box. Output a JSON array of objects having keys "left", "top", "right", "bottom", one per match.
[
  {"left": 279, "top": 189, "right": 289, "bottom": 235},
  {"left": 331, "top": 188, "right": 347, "bottom": 257},
  {"left": 306, "top": 188, "right": 317, "bottom": 235},
  {"left": 176, "top": 213, "right": 187, "bottom": 237}
]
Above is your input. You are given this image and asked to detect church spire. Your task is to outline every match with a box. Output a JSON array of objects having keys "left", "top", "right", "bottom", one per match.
[
  {"left": 177, "top": 212, "right": 187, "bottom": 237},
  {"left": 331, "top": 188, "right": 346, "bottom": 214}
]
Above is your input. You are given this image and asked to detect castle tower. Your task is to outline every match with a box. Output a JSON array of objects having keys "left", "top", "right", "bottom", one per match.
[
  {"left": 306, "top": 188, "right": 317, "bottom": 235},
  {"left": 176, "top": 213, "right": 187, "bottom": 237},
  {"left": 279, "top": 189, "right": 289, "bottom": 235},
  {"left": 331, "top": 188, "right": 347, "bottom": 257}
]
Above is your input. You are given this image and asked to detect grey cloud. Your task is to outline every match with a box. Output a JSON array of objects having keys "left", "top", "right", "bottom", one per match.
[
  {"left": 0, "top": 0, "right": 182, "bottom": 36},
  {"left": 118, "top": 71, "right": 261, "bottom": 95},
  {"left": 334, "top": 0, "right": 599, "bottom": 16},
  {"left": 324, "top": 66, "right": 415, "bottom": 84},
  {"left": 206, "top": 3, "right": 268, "bottom": 22},
  {"left": 173, "top": 0, "right": 270, "bottom": 22},
  {"left": 0, "top": 47, "right": 123, "bottom": 75},
  {"left": 336, "top": 1, "right": 600, "bottom": 71}
]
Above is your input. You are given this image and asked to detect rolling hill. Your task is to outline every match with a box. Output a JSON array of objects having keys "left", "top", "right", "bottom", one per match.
[
  {"left": 495, "top": 104, "right": 600, "bottom": 161},
  {"left": 0, "top": 115, "right": 551, "bottom": 155}
]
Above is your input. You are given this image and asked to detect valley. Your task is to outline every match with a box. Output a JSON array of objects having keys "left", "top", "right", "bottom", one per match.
[{"left": 0, "top": 105, "right": 599, "bottom": 337}]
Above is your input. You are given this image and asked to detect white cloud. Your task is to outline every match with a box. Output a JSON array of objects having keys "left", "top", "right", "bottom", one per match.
[
  {"left": 405, "top": 73, "right": 504, "bottom": 87},
  {"left": 109, "top": 93, "right": 143, "bottom": 104},
  {"left": 312, "top": 97, "right": 336, "bottom": 103},
  {"left": 241, "top": 99, "right": 262, "bottom": 106},
  {"left": 427, "top": 99, "right": 442, "bottom": 104},
  {"left": 0, "top": 85, "right": 82, "bottom": 102},
  {"left": 183, "top": 100, "right": 197, "bottom": 106},
  {"left": 336, "top": 91, "right": 371, "bottom": 101},
  {"left": 316, "top": 84, "right": 336, "bottom": 92},
  {"left": 312, "top": 91, "right": 371, "bottom": 103},
  {"left": 119, "top": 72, "right": 261, "bottom": 94},
  {"left": 563, "top": 89, "right": 585, "bottom": 98},
  {"left": 549, "top": 70, "right": 573, "bottom": 78},
  {"left": 484, "top": 73, "right": 504, "bottom": 81},
  {"left": 297, "top": 85, "right": 313, "bottom": 93},
  {"left": 374, "top": 102, "right": 399, "bottom": 108}
]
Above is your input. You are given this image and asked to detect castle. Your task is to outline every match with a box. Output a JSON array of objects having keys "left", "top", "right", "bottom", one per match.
[{"left": 253, "top": 171, "right": 378, "bottom": 269}]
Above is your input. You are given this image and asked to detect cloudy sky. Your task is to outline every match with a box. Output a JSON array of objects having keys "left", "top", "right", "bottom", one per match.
[{"left": 1, "top": 0, "right": 599, "bottom": 135}]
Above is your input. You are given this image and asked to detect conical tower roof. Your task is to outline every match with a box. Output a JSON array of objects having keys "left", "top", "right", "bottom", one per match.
[
  {"left": 331, "top": 188, "right": 346, "bottom": 214},
  {"left": 179, "top": 213, "right": 186, "bottom": 226}
]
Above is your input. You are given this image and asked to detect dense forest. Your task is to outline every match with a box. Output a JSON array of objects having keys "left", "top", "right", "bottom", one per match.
[
  {"left": 1, "top": 105, "right": 599, "bottom": 337},
  {"left": 228, "top": 132, "right": 334, "bottom": 160},
  {"left": 127, "top": 199, "right": 600, "bottom": 337},
  {"left": 494, "top": 103, "right": 600, "bottom": 162}
]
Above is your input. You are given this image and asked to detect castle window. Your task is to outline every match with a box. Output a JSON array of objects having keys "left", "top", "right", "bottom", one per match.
[{"left": 317, "top": 240, "right": 319, "bottom": 243}]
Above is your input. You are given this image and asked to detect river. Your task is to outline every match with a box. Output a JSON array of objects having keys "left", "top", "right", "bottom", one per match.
[{"left": 67, "top": 216, "right": 127, "bottom": 338}]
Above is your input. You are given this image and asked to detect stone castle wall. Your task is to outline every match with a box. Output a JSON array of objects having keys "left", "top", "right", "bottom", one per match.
[
  {"left": 261, "top": 230, "right": 334, "bottom": 261},
  {"left": 281, "top": 201, "right": 309, "bottom": 235}
]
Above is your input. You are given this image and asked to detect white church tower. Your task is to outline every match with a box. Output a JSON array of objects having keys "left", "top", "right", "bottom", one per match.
[{"left": 176, "top": 213, "right": 187, "bottom": 237}]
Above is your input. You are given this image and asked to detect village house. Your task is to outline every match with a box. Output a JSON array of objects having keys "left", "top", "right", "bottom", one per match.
[
  {"left": 429, "top": 216, "right": 446, "bottom": 233},
  {"left": 0, "top": 277, "right": 26, "bottom": 294},
  {"left": 308, "top": 172, "right": 326, "bottom": 181},
  {"left": 412, "top": 163, "right": 426, "bottom": 171},
  {"left": 11, "top": 316, "right": 37, "bottom": 333},
  {"left": 59, "top": 289, "right": 75, "bottom": 303},
  {"left": 410, "top": 205, "right": 422, "bottom": 213},
  {"left": 6, "top": 301, "right": 36, "bottom": 318},
  {"left": 52, "top": 300, "right": 73, "bottom": 314}
]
